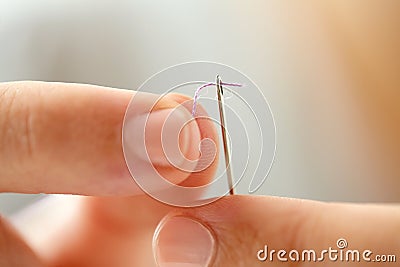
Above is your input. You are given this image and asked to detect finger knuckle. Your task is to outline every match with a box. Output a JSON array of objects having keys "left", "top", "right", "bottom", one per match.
[{"left": 0, "top": 83, "right": 38, "bottom": 167}]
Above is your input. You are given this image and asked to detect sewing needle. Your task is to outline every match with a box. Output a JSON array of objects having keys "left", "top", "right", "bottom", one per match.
[{"left": 216, "top": 75, "right": 235, "bottom": 195}]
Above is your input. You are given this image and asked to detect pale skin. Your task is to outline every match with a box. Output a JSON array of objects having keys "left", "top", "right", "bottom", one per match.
[{"left": 0, "top": 82, "right": 399, "bottom": 267}]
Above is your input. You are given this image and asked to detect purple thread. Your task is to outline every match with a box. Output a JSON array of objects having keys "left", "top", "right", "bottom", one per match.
[{"left": 191, "top": 81, "right": 242, "bottom": 116}]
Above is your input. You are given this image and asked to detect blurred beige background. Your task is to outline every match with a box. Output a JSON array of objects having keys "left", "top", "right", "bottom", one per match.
[{"left": 0, "top": 0, "right": 399, "bottom": 215}]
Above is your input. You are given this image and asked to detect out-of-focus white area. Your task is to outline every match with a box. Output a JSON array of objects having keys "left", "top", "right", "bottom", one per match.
[{"left": 0, "top": 0, "right": 399, "bottom": 215}]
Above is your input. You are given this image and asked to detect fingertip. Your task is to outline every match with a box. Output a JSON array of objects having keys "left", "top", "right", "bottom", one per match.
[
  {"left": 167, "top": 93, "right": 220, "bottom": 188},
  {"left": 153, "top": 215, "right": 216, "bottom": 267}
]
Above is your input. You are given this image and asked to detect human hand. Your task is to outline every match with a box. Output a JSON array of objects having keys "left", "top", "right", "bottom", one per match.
[
  {"left": 0, "top": 81, "right": 218, "bottom": 266},
  {"left": 1, "top": 82, "right": 399, "bottom": 267}
]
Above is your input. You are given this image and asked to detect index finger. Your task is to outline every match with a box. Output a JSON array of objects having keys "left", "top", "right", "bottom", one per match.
[{"left": 0, "top": 81, "right": 217, "bottom": 196}]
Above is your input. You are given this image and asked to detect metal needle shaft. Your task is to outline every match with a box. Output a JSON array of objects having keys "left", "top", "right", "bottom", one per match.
[{"left": 216, "top": 75, "right": 235, "bottom": 195}]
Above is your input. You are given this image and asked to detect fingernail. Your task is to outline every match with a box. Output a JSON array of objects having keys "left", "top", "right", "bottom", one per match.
[
  {"left": 153, "top": 216, "right": 215, "bottom": 267},
  {"left": 124, "top": 106, "right": 199, "bottom": 166}
]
